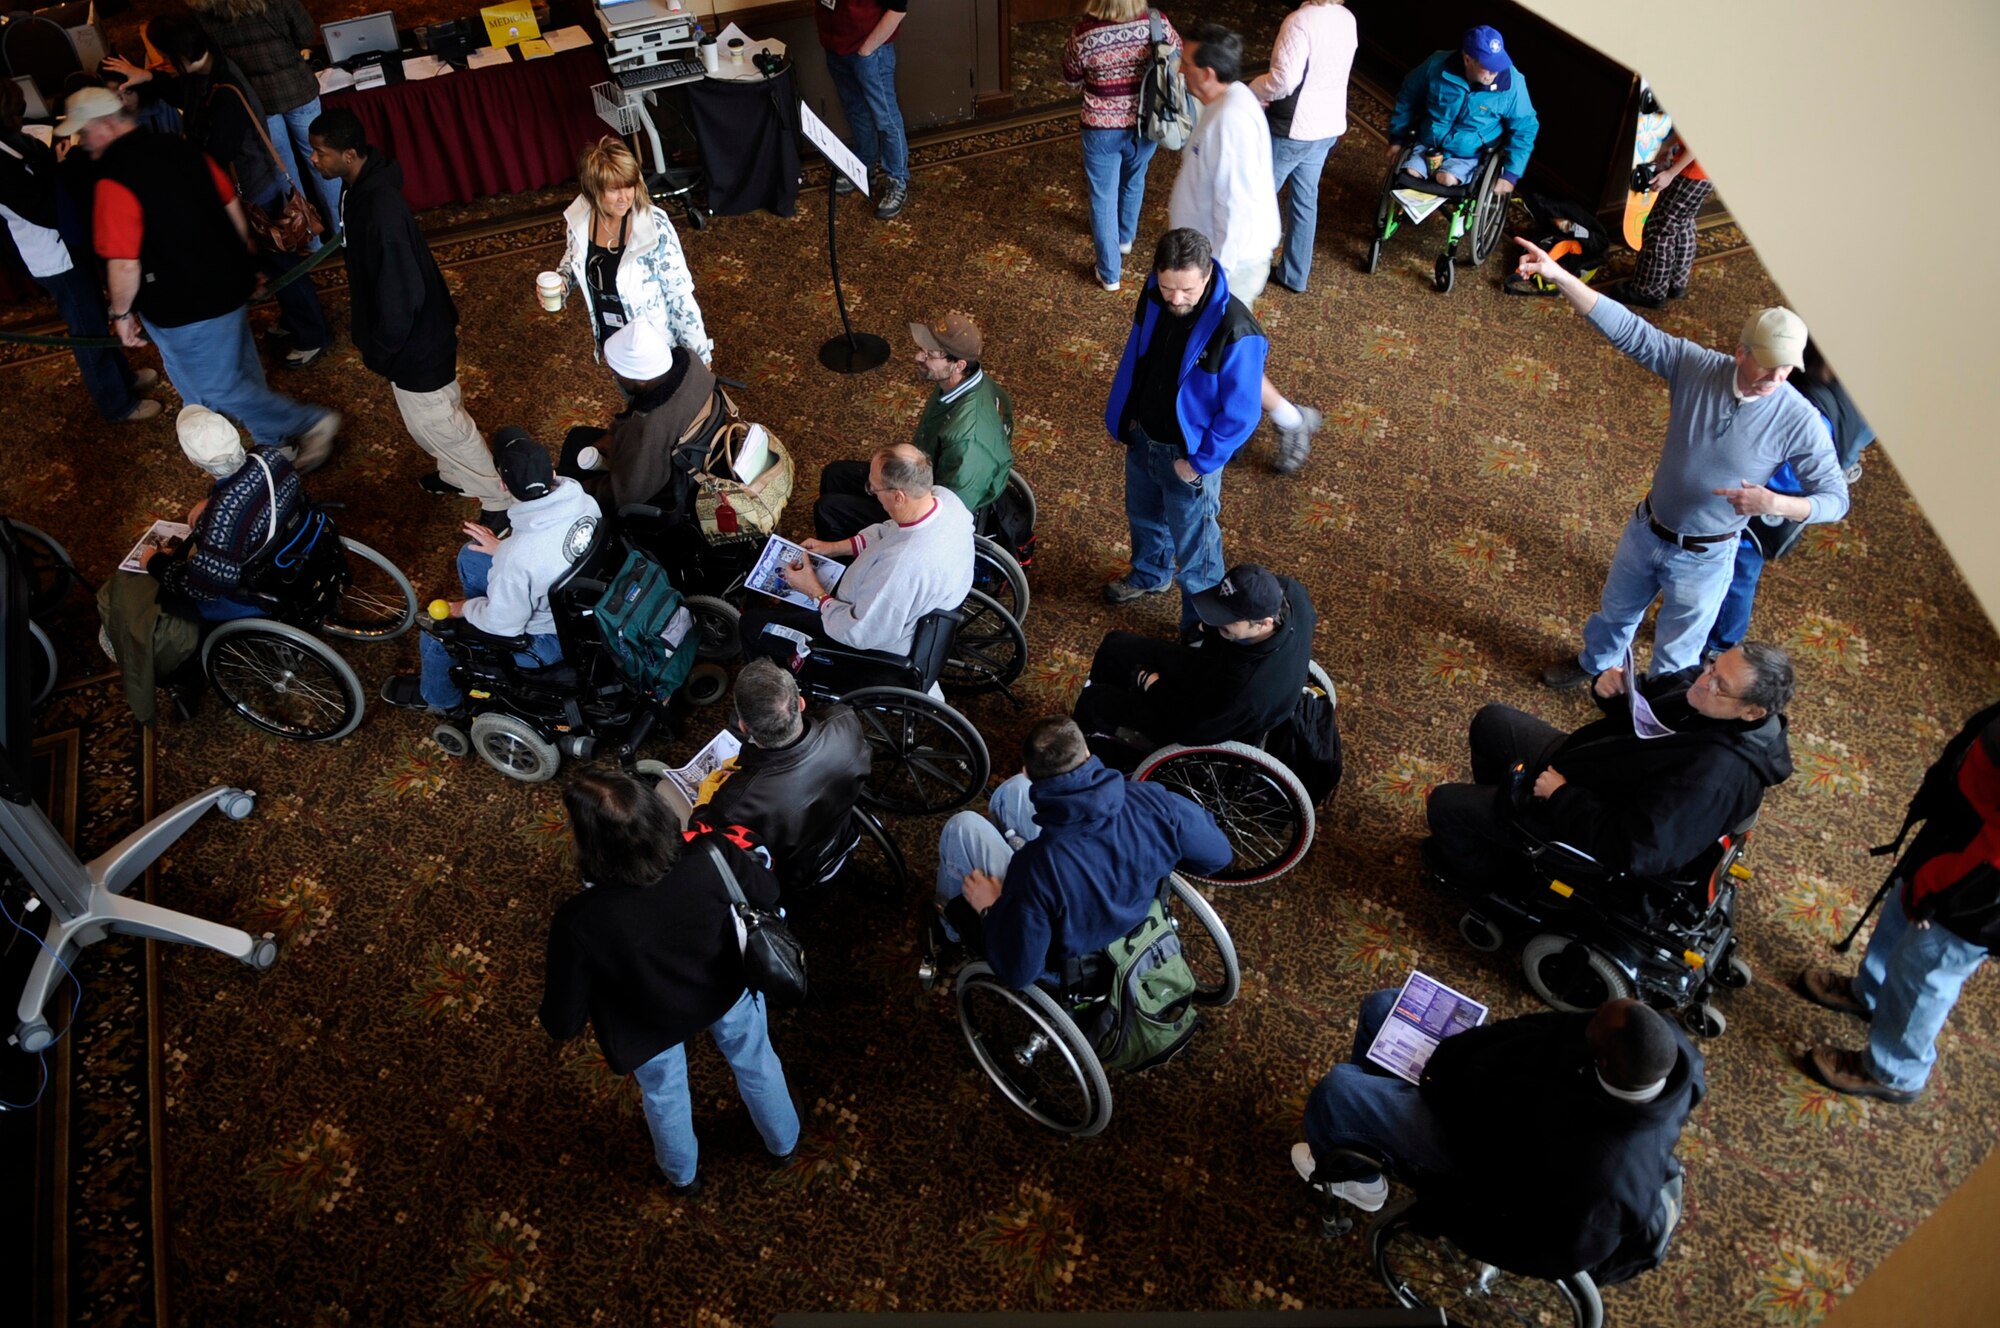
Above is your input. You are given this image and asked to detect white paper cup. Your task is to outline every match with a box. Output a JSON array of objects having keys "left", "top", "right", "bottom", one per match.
[
  {"left": 700, "top": 39, "right": 719, "bottom": 74},
  {"left": 535, "top": 271, "right": 565, "bottom": 312},
  {"left": 727, "top": 38, "right": 745, "bottom": 64}
]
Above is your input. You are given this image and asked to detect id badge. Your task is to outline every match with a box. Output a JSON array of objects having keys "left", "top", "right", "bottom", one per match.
[{"left": 602, "top": 311, "right": 625, "bottom": 329}]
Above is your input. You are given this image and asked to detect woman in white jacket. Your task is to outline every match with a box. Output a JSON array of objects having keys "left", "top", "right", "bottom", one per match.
[{"left": 559, "top": 137, "right": 713, "bottom": 370}]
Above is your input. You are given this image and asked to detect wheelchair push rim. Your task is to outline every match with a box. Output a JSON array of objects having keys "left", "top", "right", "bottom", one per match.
[
  {"left": 1166, "top": 875, "right": 1241, "bottom": 1007},
  {"left": 941, "top": 588, "right": 1027, "bottom": 695},
  {"left": 970, "top": 534, "right": 1030, "bottom": 624},
  {"left": 847, "top": 686, "right": 991, "bottom": 816},
  {"left": 956, "top": 962, "right": 1113, "bottom": 1137},
  {"left": 7, "top": 519, "right": 84, "bottom": 619},
  {"left": 203, "top": 619, "right": 365, "bottom": 742},
  {"left": 1371, "top": 1197, "right": 1605, "bottom": 1328},
  {"left": 319, "top": 538, "right": 419, "bottom": 641},
  {"left": 1134, "top": 741, "right": 1316, "bottom": 886}
]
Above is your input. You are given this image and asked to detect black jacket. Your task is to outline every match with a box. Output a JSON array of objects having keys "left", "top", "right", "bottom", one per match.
[
  {"left": 154, "top": 60, "right": 279, "bottom": 204},
  {"left": 1419, "top": 1010, "right": 1705, "bottom": 1282},
  {"left": 1529, "top": 673, "right": 1793, "bottom": 877},
  {"left": 339, "top": 150, "right": 459, "bottom": 392},
  {"left": 538, "top": 835, "right": 778, "bottom": 1074},
  {"left": 1159, "top": 574, "right": 1317, "bottom": 746},
  {"left": 703, "top": 706, "right": 874, "bottom": 899},
  {"left": 1895, "top": 701, "right": 2000, "bottom": 949}
]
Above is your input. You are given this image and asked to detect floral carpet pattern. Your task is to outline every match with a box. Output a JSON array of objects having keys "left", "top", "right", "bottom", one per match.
[{"left": 10, "top": 66, "right": 1999, "bottom": 1328}]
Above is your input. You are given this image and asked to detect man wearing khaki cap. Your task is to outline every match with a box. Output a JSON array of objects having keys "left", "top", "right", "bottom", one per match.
[
  {"left": 811, "top": 309, "right": 1014, "bottom": 541},
  {"left": 1511, "top": 238, "right": 1847, "bottom": 689}
]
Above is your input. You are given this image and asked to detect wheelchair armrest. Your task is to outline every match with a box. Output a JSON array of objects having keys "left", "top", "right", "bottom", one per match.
[
  {"left": 1525, "top": 838, "right": 1612, "bottom": 878},
  {"left": 425, "top": 617, "right": 531, "bottom": 651},
  {"left": 804, "top": 638, "right": 912, "bottom": 675},
  {"left": 618, "top": 503, "right": 665, "bottom": 522},
  {"left": 1392, "top": 170, "right": 1477, "bottom": 200}
]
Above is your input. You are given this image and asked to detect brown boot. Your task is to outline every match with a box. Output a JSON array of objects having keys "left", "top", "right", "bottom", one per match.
[
  {"left": 1806, "top": 1045, "right": 1919, "bottom": 1104},
  {"left": 1795, "top": 968, "right": 1871, "bottom": 1021}
]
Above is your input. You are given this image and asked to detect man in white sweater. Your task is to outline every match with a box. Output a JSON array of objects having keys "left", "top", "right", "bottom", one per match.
[
  {"left": 1168, "top": 24, "right": 1323, "bottom": 475},
  {"left": 741, "top": 443, "right": 975, "bottom": 661}
]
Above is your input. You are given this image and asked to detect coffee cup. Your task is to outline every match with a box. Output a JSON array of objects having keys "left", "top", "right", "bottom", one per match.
[
  {"left": 727, "top": 37, "right": 745, "bottom": 64},
  {"left": 535, "top": 270, "right": 565, "bottom": 312},
  {"left": 699, "top": 35, "right": 719, "bottom": 74}
]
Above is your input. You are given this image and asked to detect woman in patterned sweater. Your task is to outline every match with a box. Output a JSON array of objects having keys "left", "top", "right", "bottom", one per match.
[{"left": 1062, "top": 0, "right": 1180, "bottom": 293}]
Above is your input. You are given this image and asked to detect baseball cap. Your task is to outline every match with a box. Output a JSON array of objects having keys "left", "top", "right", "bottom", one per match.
[
  {"left": 1741, "top": 307, "right": 1808, "bottom": 370},
  {"left": 493, "top": 427, "right": 554, "bottom": 500},
  {"left": 910, "top": 311, "right": 983, "bottom": 363},
  {"left": 176, "top": 405, "right": 246, "bottom": 478},
  {"left": 1462, "top": 25, "right": 1512, "bottom": 73},
  {"left": 603, "top": 319, "right": 673, "bottom": 381},
  {"left": 54, "top": 86, "right": 123, "bottom": 139},
  {"left": 1189, "top": 565, "right": 1285, "bottom": 628}
]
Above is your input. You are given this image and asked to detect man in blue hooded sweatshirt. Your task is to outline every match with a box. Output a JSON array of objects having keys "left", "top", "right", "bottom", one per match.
[{"left": 934, "top": 716, "right": 1233, "bottom": 989}]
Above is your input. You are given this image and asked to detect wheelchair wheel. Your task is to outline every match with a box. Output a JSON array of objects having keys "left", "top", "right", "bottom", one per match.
[
  {"left": 942, "top": 588, "right": 1027, "bottom": 696},
  {"left": 1372, "top": 1197, "right": 1605, "bottom": 1328},
  {"left": 469, "top": 712, "right": 562, "bottom": 783},
  {"left": 319, "top": 538, "right": 419, "bottom": 641},
  {"left": 684, "top": 594, "right": 743, "bottom": 662},
  {"left": 847, "top": 685, "right": 990, "bottom": 815},
  {"left": 1307, "top": 661, "right": 1338, "bottom": 707},
  {"left": 1522, "top": 933, "right": 1636, "bottom": 1013},
  {"left": 684, "top": 661, "right": 731, "bottom": 706},
  {"left": 1167, "top": 875, "right": 1240, "bottom": 1007},
  {"left": 1365, "top": 238, "right": 1382, "bottom": 276},
  {"left": 1004, "top": 469, "right": 1037, "bottom": 534},
  {"left": 28, "top": 620, "right": 57, "bottom": 708},
  {"left": 957, "top": 961, "right": 1113, "bottom": 1137},
  {"left": 1466, "top": 154, "right": 1508, "bottom": 265},
  {"left": 203, "top": 619, "right": 365, "bottom": 742},
  {"left": 971, "top": 535, "right": 1030, "bottom": 624},
  {"left": 1433, "top": 253, "right": 1455, "bottom": 293},
  {"left": 8, "top": 520, "right": 82, "bottom": 619},
  {"left": 1134, "top": 741, "right": 1315, "bottom": 886},
  {"left": 819, "top": 806, "right": 909, "bottom": 901}
]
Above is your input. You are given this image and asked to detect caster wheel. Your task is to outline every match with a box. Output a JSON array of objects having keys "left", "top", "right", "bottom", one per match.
[
  {"left": 684, "top": 662, "right": 730, "bottom": 707},
  {"left": 1457, "top": 912, "right": 1504, "bottom": 953},
  {"left": 17, "top": 1020, "right": 54, "bottom": 1053},
  {"left": 250, "top": 934, "right": 280, "bottom": 971},
  {"left": 219, "top": 791, "right": 256, "bottom": 820},
  {"left": 1682, "top": 1002, "right": 1727, "bottom": 1038},
  {"left": 688, "top": 208, "right": 708, "bottom": 232},
  {"left": 1320, "top": 1210, "right": 1357, "bottom": 1239},
  {"left": 432, "top": 723, "right": 471, "bottom": 759},
  {"left": 1364, "top": 238, "right": 1382, "bottom": 275},
  {"left": 1718, "top": 954, "right": 1753, "bottom": 991},
  {"left": 1433, "top": 253, "right": 1455, "bottom": 293}
]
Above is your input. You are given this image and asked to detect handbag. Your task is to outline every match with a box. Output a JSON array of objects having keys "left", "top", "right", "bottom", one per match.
[
  {"left": 1265, "top": 55, "right": 1309, "bottom": 139},
  {"left": 694, "top": 424, "right": 795, "bottom": 538},
  {"left": 705, "top": 840, "right": 809, "bottom": 1008},
  {"left": 220, "top": 84, "right": 325, "bottom": 255}
]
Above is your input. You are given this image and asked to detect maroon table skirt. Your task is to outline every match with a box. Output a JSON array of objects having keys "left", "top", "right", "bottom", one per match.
[{"left": 324, "top": 46, "right": 613, "bottom": 211}]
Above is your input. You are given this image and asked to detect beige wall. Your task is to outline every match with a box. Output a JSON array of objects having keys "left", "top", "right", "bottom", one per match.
[
  {"left": 1821, "top": 1143, "right": 2000, "bottom": 1328},
  {"left": 1518, "top": 0, "right": 2000, "bottom": 632}
]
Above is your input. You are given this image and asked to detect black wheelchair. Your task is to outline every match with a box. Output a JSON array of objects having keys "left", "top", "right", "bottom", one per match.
[
  {"left": 1365, "top": 149, "right": 1511, "bottom": 293},
  {"left": 1447, "top": 812, "right": 1761, "bottom": 1038},
  {"left": 971, "top": 469, "right": 1036, "bottom": 625},
  {"left": 1124, "top": 661, "right": 1337, "bottom": 886},
  {"left": 5, "top": 518, "right": 78, "bottom": 709},
  {"left": 935, "top": 874, "right": 1239, "bottom": 1137}
]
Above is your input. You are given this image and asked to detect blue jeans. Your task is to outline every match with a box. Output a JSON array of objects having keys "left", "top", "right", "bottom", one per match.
[
  {"left": 935, "top": 773, "right": 1041, "bottom": 923},
  {"left": 144, "top": 305, "right": 328, "bottom": 451},
  {"left": 824, "top": 45, "right": 908, "bottom": 184},
  {"left": 1577, "top": 505, "right": 1738, "bottom": 678},
  {"left": 1704, "top": 533, "right": 1766, "bottom": 657},
  {"left": 631, "top": 988, "right": 800, "bottom": 1186},
  {"left": 417, "top": 546, "right": 563, "bottom": 709},
  {"left": 1079, "top": 127, "right": 1157, "bottom": 286},
  {"left": 36, "top": 264, "right": 140, "bottom": 421},
  {"left": 1401, "top": 146, "right": 1480, "bottom": 183},
  {"left": 1853, "top": 884, "right": 1989, "bottom": 1093},
  {"left": 251, "top": 184, "right": 329, "bottom": 350},
  {"left": 1270, "top": 133, "right": 1337, "bottom": 291},
  {"left": 266, "top": 99, "right": 343, "bottom": 241},
  {"left": 1303, "top": 989, "right": 1456, "bottom": 1184},
  {"left": 1124, "top": 436, "right": 1226, "bottom": 630}
]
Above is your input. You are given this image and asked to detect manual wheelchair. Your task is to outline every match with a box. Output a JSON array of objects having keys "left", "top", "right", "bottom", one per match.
[
  {"left": 1365, "top": 149, "right": 1510, "bottom": 293},
  {"left": 1446, "top": 811, "right": 1762, "bottom": 1039},
  {"left": 932, "top": 873, "right": 1239, "bottom": 1137}
]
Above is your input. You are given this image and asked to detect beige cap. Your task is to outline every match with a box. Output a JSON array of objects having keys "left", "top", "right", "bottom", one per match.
[
  {"left": 177, "top": 405, "right": 246, "bottom": 477},
  {"left": 54, "top": 86, "right": 124, "bottom": 139},
  {"left": 1741, "top": 306, "right": 1808, "bottom": 370},
  {"left": 910, "top": 310, "right": 983, "bottom": 363}
]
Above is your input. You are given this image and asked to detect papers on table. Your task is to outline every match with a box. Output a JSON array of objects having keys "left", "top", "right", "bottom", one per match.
[
  {"left": 800, "top": 101, "right": 869, "bottom": 196},
  {"left": 543, "top": 25, "right": 594, "bottom": 53},
  {"left": 121, "top": 521, "right": 191, "bottom": 574},
  {"left": 745, "top": 535, "right": 845, "bottom": 611},
  {"left": 657, "top": 728, "right": 743, "bottom": 808},
  {"left": 518, "top": 37, "right": 555, "bottom": 60},
  {"left": 1365, "top": 970, "right": 1489, "bottom": 1084},
  {"left": 1625, "top": 645, "right": 1676, "bottom": 739},
  {"left": 316, "top": 66, "right": 357, "bottom": 93},
  {"left": 466, "top": 45, "right": 515, "bottom": 70},
  {"left": 400, "top": 55, "right": 446, "bottom": 81}
]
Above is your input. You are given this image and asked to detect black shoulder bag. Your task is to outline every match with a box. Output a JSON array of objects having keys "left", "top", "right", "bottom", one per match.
[
  {"left": 706, "top": 840, "right": 809, "bottom": 1008},
  {"left": 1265, "top": 56, "right": 1310, "bottom": 139}
]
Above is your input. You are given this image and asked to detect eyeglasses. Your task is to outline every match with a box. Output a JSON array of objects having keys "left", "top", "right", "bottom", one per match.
[
  {"left": 864, "top": 484, "right": 901, "bottom": 498},
  {"left": 1698, "top": 660, "right": 1745, "bottom": 701}
]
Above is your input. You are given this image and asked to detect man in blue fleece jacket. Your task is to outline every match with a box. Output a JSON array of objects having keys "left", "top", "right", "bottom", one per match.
[
  {"left": 1103, "top": 227, "right": 1269, "bottom": 630},
  {"left": 934, "top": 717, "right": 1233, "bottom": 989},
  {"left": 1386, "top": 26, "right": 1538, "bottom": 192}
]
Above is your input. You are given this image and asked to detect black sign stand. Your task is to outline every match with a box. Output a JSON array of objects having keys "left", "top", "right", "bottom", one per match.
[{"left": 817, "top": 167, "right": 889, "bottom": 374}]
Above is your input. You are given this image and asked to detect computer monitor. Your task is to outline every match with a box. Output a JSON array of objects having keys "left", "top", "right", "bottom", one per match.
[{"left": 321, "top": 11, "right": 400, "bottom": 66}]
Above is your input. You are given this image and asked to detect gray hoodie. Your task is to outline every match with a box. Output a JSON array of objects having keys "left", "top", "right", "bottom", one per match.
[{"left": 461, "top": 479, "right": 602, "bottom": 638}]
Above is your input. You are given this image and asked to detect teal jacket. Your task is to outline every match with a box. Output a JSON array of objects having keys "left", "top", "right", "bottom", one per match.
[{"left": 1389, "top": 49, "right": 1539, "bottom": 183}]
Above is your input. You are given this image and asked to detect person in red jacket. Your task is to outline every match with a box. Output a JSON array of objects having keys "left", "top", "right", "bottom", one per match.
[
  {"left": 816, "top": 0, "right": 910, "bottom": 220},
  {"left": 1797, "top": 702, "right": 2000, "bottom": 1102}
]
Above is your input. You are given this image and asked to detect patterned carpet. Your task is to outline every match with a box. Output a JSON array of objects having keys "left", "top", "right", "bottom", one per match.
[{"left": 10, "top": 71, "right": 2000, "bottom": 1328}]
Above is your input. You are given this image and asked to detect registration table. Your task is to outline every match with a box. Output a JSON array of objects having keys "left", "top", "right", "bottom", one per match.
[{"left": 322, "top": 45, "right": 613, "bottom": 211}]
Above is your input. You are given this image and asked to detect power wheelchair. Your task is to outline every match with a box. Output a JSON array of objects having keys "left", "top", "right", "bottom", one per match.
[
  {"left": 1365, "top": 149, "right": 1511, "bottom": 293},
  {"left": 931, "top": 874, "right": 1239, "bottom": 1137}
]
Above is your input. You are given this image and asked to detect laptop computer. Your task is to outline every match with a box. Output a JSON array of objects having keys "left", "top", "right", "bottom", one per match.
[{"left": 322, "top": 11, "right": 400, "bottom": 67}]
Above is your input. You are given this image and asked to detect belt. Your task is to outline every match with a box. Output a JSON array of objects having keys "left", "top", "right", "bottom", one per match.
[{"left": 1640, "top": 499, "right": 1730, "bottom": 551}]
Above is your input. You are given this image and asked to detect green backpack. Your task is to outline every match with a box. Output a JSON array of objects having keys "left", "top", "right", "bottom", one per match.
[
  {"left": 591, "top": 548, "right": 698, "bottom": 704},
  {"left": 1088, "top": 898, "right": 1202, "bottom": 1074}
]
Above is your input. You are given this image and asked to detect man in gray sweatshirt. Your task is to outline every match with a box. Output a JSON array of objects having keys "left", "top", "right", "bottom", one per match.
[{"left": 1513, "top": 238, "right": 1848, "bottom": 690}]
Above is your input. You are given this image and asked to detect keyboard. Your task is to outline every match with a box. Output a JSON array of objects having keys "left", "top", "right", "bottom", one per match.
[{"left": 611, "top": 57, "right": 706, "bottom": 90}]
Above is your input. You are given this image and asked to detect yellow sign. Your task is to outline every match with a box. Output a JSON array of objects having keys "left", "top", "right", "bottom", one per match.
[{"left": 480, "top": 4, "right": 541, "bottom": 48}]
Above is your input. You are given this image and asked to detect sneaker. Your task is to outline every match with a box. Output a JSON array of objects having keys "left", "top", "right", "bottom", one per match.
[
  {"left": 1540, "top": 658, "right": 1593, "bottom": 690},
  {"left": 479, "top": 509, "right": 511, "bottom": 536},
  {"left": 666, "top": 1173, "right": 703, "bottom": 1197},
  {"left": 1796, "top": 968, "right": 1871, "bottom": 1021},
  {"left": 874, "top": 177, "right": 908, "bottom": 221},
  {"left": 117, "top": 398, "right": 163, "bottom": 424},
  {"left": 283, "top": 344, "right": 327, "bottom": 369},
  {"left": 1118, "top": 242, "right": 1132, "bottom": 256},
  {"left": 418, "top": 473, "right": 463, "bottom": 498},
  {"left": 833, "top": 172, "right": 858, "bottom": 196},
  {"left": 131, "top": 368, "right": 161, "bottom": 392},
  {"left": 1100, "top": 278, "right": 1121, "bottom": 293},
  {"left": 1103, "top": 576, "right": 1171, "bottom": 606},
  {"left": 1806, "top": 1045, "right": 1919, "bottom": 1104},
  {"left": 379, "top": 674, "right": 434, "bottom": 712},
  {"left": 1291, "top": 1143, "right": 1388, "bottom": 1211},
  {"left": 1843, "top": 461, "right": 1864, "bottom": 485},
  {"left": 1667, "top": 283, "right": 1689, "bottom": 299},
  {"left": 1273, "top": 405, "right": 1323, "bottom": 476},
  {"left": 292, "top": 410, "right": 341, "bottom": 474}
]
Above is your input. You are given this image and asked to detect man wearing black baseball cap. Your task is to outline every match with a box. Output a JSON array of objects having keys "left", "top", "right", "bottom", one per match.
[
  {"left": 1074, "top": 562, "right": 1317, "bottom": 760},
  {"left": 381, "top": 428, "right": 604, "bottom": 714}
]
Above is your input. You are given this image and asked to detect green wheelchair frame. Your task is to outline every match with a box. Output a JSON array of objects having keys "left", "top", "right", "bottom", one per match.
[{"left": 1365, "top": 150, "right": 1511, "bottom": 294}]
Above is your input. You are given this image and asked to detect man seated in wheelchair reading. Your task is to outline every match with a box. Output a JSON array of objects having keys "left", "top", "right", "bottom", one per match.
[
  {"left": 688, "top": 660, "right": 874, "bottom": 904},
  {"left": 382, "top": 429, "right": 603, "bottom": 715},
  {"left": 1387, "top": 24, "right": 1538, "bottom": 194},
  {"left": 1423, "top": 643, "right": 1797, "bottom": 891},
  {"left": 934, "top": 717, "right": 1231, "bottom": 988},
  {"left": 1294, "top": 991, "right": 1703, "bottom": 1287},
  {"left": 811, "top": 312, "right": 1014, "bottom": 543},
  {"left": 1073, "top": 564, "right": 1315, "bottom": 767},
  {"left": 740, "top": 444, "right": 974, "bottom": 663}
]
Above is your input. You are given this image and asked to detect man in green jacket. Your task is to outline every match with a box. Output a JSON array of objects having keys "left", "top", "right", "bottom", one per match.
[{"left": 812, "top": 310, "right": 1014, "bottom": 540}]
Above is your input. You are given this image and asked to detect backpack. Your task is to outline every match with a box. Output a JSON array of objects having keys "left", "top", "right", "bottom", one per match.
[
  {"left": 1138, "top": 11, "right": 1195, "bottom": 151},
  {"left": 1263, "top": 674, "right": 1344, "bottom": 808},
  {"left": 591, "top": 548, "right": 698, "bottom": 704},
  {"left": 1081, "top": 898, "right": 1202, "bottom": 1074}
]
